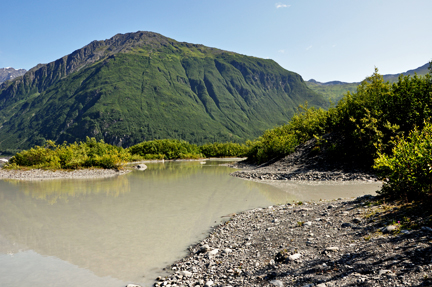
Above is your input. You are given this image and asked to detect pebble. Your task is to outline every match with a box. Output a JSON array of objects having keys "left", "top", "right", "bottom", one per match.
[
  {"left": 200, "top": 244, "right": 210, "bottom": 253},
  {"left": 383, "top": 225, "right": 398, "bottom": 233},
  {"left": 288, "top": 253, "right": 302, "bottom": 260},
  {"left": 353, "top": 218, "right": 362, "bottom": 223},
  {"left": 180, "top": 270, "right": 192, "bottom": 277},
  {"left": 270, "top": 280, "right": 284, "bottom": 286},
  {"left": 379, "top": 269, "right": 393, "bottom": 276},
  {"left": 421, "top": 226, "right": 432, "bottom": 232}
]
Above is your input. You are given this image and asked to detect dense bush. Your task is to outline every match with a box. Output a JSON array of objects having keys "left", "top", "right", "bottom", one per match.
[
  {"left": 129, "top": 139, "right": 252, "bottom": 160},
  {"left": 128, "top": 139, "right": 202, "bottom": 160},
  {"left": 330, "top": 69, "right": 432, "bottom": 166},
  {"left": 6, "top": 137, "right": 130, "bottom": 170},
  {"left": 374, "top": 122, "right": 432, "bottom": 201},
  {"left": 199, "top": 142, "right": 249, "bottom": 158},
  {"left": 245, "top": 105, "right": 328, "bottom": 163}
]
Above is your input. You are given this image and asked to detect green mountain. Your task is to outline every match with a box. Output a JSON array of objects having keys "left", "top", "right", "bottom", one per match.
[
  {"left": 305, "top": 80, "right": 359, "bottom": 104},
  {"left": 0, "top": 31, "right": 327, "bottom": 150},
  {"left": 306, "top": 62, "right": 430, "bottom": 103},
  {"left": 382, "top": 62, "right": 430, "bottom": 82}
]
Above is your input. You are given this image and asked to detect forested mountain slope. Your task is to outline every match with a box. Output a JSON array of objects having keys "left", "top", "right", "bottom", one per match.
[{"left": 0, "top": 31, "right": 327, "bottom": 149}]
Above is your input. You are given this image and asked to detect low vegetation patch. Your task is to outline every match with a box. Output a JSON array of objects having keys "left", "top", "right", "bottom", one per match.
[
  {"left": 5, "top": 137, "right": 130, "bottom": 170},
  {"left": 128, "top": 139, "right": 202, "bottom": 160},
  {"left": 245, "top": 104, "right": 328, "bottom": 164},
  {"left": 362, "top": 198, "right": 432, "bottom": 233},
  {"left": 199, "top": 142, "right": 249, "bottom": 158}
]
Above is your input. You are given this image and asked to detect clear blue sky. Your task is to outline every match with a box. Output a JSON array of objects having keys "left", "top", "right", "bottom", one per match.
[{"left": 1, "top": 0, "right": 431, "bottom": 82}]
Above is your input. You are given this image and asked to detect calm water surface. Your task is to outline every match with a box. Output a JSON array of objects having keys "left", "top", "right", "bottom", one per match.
[{"left": 0, "top": 160, "right": 380, "bottom": 287}]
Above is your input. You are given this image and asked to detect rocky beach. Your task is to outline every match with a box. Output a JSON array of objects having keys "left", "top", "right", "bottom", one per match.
[{"left": 153, "top": 195, "right": 432, "bottom": 287}]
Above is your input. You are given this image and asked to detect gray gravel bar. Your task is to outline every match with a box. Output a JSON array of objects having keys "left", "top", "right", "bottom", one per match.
[
  {"left": 153, "top": 195, "right": 432, "bottom": 287},
  {"left": 0, "top": 167, "right": 131, "bottom": 180}
]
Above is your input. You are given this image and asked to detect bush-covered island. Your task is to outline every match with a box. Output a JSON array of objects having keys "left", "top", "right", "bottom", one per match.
[{"left": 3, "top": 137, "right": 249, "bottom": 170}]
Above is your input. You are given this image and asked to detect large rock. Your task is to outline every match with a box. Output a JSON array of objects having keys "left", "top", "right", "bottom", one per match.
[{"left": 134, "top": 164, "right": 147, "bottom": 170}]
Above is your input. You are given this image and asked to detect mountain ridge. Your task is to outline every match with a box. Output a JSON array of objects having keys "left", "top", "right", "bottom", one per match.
[{"left": 306, "top": 62, "right": 430, "bottom": 102}]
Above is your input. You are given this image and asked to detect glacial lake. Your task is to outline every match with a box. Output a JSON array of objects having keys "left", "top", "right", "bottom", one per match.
[{"left": 0, "top": 160, "right": 381, "bottom": 287}]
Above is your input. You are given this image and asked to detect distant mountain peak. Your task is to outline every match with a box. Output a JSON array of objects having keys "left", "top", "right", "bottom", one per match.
[{"left": 0, "top": 67, "right": 26, "bottom": 84}]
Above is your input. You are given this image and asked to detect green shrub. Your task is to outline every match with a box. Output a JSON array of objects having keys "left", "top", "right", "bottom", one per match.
[
  {"left": 331, "top": 69, "right": 432, "bottom": 166},
  {"left": 374, "top": 121, "right": 432, "bottom": 201},
  {"left": 6, "top": 137, "right": 129, "bottom": 170},
  {"left": 199, "top": 142, "right": 249, "bottom": 158},
  {"left": 246, "top": 105, "right": 328, "bottom": 163},
  {"left": 7, "top": 140, "right": 61, "bottom": 169},
  {"left": 128, "top": 139, "right": 202, "bottom": 160}
]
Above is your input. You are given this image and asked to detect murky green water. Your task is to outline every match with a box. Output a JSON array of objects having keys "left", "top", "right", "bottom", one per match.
[{"left": 0, "top": 160, "right": 380, "bottom": 287}]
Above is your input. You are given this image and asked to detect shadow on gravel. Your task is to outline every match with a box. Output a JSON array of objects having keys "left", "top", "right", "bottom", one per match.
[{"left": 255, "top": 198, "right": 432, "bottom": 286}]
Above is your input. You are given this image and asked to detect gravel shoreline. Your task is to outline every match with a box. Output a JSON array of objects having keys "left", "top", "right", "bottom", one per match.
[
  {"left": 230, "top": 134, "right": 379, "bottom": 183},
  {"left": 231, "top": 170, "right": 378, "bottom": 182},
  {"left": 0, "top": 167, "right": 131, "bottom": 180},
  {"left": 153, "top": 195, "right": 432, "bottom": 287}
]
